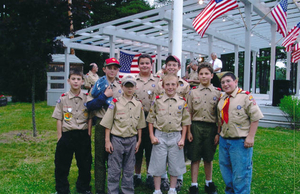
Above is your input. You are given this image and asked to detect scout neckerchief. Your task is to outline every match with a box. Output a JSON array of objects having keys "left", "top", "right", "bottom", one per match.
[{"left": 221, "top": 88, "right": 242, "bottom": 124}]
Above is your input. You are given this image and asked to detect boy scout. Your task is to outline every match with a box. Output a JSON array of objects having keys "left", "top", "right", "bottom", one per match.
[
  {"left": 186, "top": 60, "right": 200, "bottom": 87},
  {"left": 134, "top": 54, "right": 160, "bottom": 189},
  {"left": 86, "top": 58, "right": 122, "bottom": 194},
  {"left": 100, "top": 75, "right": 146, "bottom": 194},
  {"left": 157, "top": 55, "right": 190, "bottom": 191},
  {"left": 147, "top": 74, "right": 191, "bottom": 194},
  {"left": 84, "top": 63, "right": 99, "bottom": 90},
  {"left": 52, "top": 70, "right": 92, "bottom": 194},
  {"left": 186, "top": 62, "right": 221, "bottom": 194},
  {"left": 217, "top": 72, "right": 263, "bottom": 194}
]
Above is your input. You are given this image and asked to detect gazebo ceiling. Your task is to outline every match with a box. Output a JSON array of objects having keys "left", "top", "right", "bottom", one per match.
[{"left": 68, "top": 0, "right": 300, "bottom": 58}]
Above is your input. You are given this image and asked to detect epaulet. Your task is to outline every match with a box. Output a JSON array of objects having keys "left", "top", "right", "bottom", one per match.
[
  {"left": 154, "top": 74, "right": 160, "bottom": 78},
  {"left": 85, "top": 93, "right": 89, "bottom": 96},
  {"left": 118, "top": 81, "right": 122, "bottom": 84},
  {"left": 112, "top": 98, "right": 118, "bottom": 103},
  {"left": 61, "top": 93, "right": 66, "bottom": 97},
  {"left": 86, "top": 73, "right": 89, "bottom": 75},
  {"left": 192, "top": 86, "right": 198, "bottom": 89},
  {"left": 215, "top": 87, "right": 221, "bottom": 91},
  {"left": 156, "top": 95, "right": 161, "bottom": 99},
  {"left": 240, "top": 89, "right": 250, "bottom": 95}
]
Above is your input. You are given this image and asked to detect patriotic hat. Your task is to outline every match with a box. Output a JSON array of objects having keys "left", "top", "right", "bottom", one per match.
[
  {"left": 166, "top": 55, "right": 181, "bottom": 67},
  {"left": 121, "top": 75, "right": 136, "bottom": 86},
  {"left": 104, "top": 58, "right": 121, "bottom": 67}
]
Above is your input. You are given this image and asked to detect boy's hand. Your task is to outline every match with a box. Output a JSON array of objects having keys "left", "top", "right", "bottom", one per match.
[
  {"left": 57, "top": 134, "right": 62, "bottom": 142},
  {"left": 105, "top": 141, "right": 114, "bottom": 153},
  {"left": 150, "top": 136, "right": 159, "bottom": 145},
  {"left": 214, "top": 134, "right": 219, "bottom": 145},
  {"left": 187, "top": 132, "right": 193, "bottom": 142},
  {"left": 244, "top": 135, "right": 255, "bottom": 148},
  {"left": 177, "top": 139, "right": 184, "bottom": 149},
  {"left": 104, "top": 86, "right": 113, "bottom": 97},
  {"left": 135, "top": 141, "right": 141, "bottom": 153}
]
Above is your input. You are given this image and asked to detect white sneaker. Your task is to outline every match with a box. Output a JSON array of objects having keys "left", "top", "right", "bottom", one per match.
[
  {"left": 168, "top": 189, "right": 177, "bottom": 194},
  {"left": 153, "top": 191, "right": 163, "bottom": 194}
]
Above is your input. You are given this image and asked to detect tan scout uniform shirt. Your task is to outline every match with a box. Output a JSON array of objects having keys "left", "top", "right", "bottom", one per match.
[
  {"left": 187, "top": 84, "right": 221, "bottom": 123},
  {"left": 189, "top": 70, "right": 199, "bottom": 86},
  {"left": 158, "top": 77, "right": 190, "bottom": 98},
  {"left": 84, "top": 70, "right": 99, "bottom": 88},
  {"left": 100, "top": 95, "right": 146, "bottom": 138},
  {"left": 147, "top": 93, "right": 191, "bottom": 132},
  {"left": 217, "top": 87, "right": 264, "bottom": 138},
  {"left": 87, "top": 77, "right": 122, "bottom": 118},
  {"left": 52, "top": 91, "right": 90, "bottom": 132},
  {"left": 134, "top": 74, "right": 160, "bottom": 113}
]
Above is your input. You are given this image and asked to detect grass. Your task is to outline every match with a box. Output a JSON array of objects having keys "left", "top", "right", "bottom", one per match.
[{"left": 0, "top": 101, "right": 299, "bottom": 193}]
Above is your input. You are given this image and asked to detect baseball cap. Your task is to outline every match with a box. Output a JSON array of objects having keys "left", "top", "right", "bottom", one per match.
[
  {"left": 104, "top": 58, "right": 121, "bottom": 67},
  {"left": 121, "top": 75, "right": 136, "bottom": 86},
  {"left": 165, "top": 55, "right": 181, "bottom": 67}
]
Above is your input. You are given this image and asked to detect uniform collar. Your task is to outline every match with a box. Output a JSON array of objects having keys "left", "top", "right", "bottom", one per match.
[
  {"left": 68, "top": 90, "right": 83, "bottom": 99},
  {"left": 119, "top": 95, "right": 138, "bottom": 106},
  {"left": 161, "top": 93, "right": 179, "bottom": 102},
  {"left": 198, "top": 83, "right": 214, "bottom": 91},
  {"left": 110, "top": 77, "right": 120, "bottom": 87},
  {"left": 224, "top": 87, "right": 239, "bottom": 98},
  {"left": 89, "top": 70, "right": 97, "bottom": 76},
  {"left": 136, "top": 74, "right": 155, "bottom": 81}
]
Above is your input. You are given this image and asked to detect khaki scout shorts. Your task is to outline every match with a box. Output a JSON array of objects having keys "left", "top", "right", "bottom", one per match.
[{"left": 187, "top": 121, "right": 217, "bottom": 162}]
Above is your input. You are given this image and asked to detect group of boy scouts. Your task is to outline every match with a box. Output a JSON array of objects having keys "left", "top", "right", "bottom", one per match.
[{"left": 52, "top": 53, "right": 264, "bottom": 194}]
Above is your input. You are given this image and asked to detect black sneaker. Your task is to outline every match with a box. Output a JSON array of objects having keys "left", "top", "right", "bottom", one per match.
[
  {"left": 133, "top": 175, "right": 142, "bottom": 187},
  {"left": 146, "top": 176, "right": 154, "bottom": 190},
  {"left": 160, "top": 178, "right": 170, "bottom": 191},
  {"left": 205, "top": 182, "right": 217, "bottom": 194},
  {"left": 175, "top": 179, "right": 183, "bottom": 191},
  {"left": 189, "top": 186, "right": 199, "bottom": 194}
]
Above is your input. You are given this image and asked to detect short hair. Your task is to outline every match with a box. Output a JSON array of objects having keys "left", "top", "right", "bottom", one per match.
[
  {"left": 190, "top": 60, "right": 198, "bottom": 66},
  {"left": 162, "top": 74, "right": 178, "bottom": 86},
  {"left": 138, "top": 54, "right": 152, "bottom": 64},
  {"left": 197, "top": 62, "right": 213, "bottom": 74},
  {"left": 69, "top": 69, "right": 83, "bottom": 79},
  {"left": 220, "top": 72, "right": 237, "bottom": 81},
  {"left": 89, "top": 63, "right": 97, "bottom": 71},
  {"left": 211, "top": 52, "right": 217, "bottom": 57}
]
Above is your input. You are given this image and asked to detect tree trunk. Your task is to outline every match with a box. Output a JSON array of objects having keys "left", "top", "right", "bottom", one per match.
[{"left": 32, "top": 70, "right": 37, "bottom": 137}]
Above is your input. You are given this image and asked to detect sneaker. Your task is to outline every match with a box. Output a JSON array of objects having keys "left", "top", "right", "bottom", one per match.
[
  {"left": 189, "top": 185, "right": 199, "bottom": 194},
  {"left": 160, "top": 178, "right": 170, "bottom": 191},
  {"left": 175, "top": 179, "right": 183, "bottom": 191},
  {"left": 205, "top": 182, "right": 218, "bottom": 194},
  {"left": 168, "top": 189, "right": 177, "bottom": 194},
  {"left": 153, "top": 191, "right": 163, "bottom": 194},
  {"left": 133, "top": 175, "right": 142, "bottom": 187},
  {"left": 146, "top": 176, "right": 155, "bottom": 190}
]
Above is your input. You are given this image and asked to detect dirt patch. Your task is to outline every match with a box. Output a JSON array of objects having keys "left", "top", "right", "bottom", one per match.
[{"left": 0, "top": 130, "right": 53, "bottom": 143}]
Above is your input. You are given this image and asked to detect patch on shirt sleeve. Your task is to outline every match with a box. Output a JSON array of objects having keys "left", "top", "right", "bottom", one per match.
[
  {"left": 56, "top": 99, "right": 61, "bottom": 104},
  {"left": 108, "top": 104, "right": 115, "bottom": 109},
  {"left": 249, "top": 95, "right": 257, "bottom": 105}
]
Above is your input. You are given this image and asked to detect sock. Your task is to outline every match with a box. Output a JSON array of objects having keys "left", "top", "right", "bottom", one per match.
[
  {"left": 169, "top": 188, "right": 176, "bottom": 192},
  {"left": 154, "top": 190, "right": 161, "bottom": 193},
  {"left": 161, "top": 172, "right": 168, "bottom": 179},
  {"left": 177, "top": 175, "right": 183, "bottom": 180},
  {"left": 205, "top": 180, "right": 212, "bottom": 187},
  {"left": 191, "top": 183, "right": 198, "bottom": 187},
  {"left": 135, "top": 174, "right": 141, "bottom": 179}
]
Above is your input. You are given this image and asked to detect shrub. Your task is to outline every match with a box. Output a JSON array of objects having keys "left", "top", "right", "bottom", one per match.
[{"left": 279, "top": 95, "right": 300, "bottom": 129}]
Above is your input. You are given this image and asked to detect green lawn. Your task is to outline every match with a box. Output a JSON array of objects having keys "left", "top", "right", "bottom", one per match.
[{"left": 0, "top": 101, "right": 299, "bottom": 194}]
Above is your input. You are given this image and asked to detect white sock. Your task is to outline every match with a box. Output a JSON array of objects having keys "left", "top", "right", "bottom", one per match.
[
  {"left": 191, "top": 183, "right": 198, "bottom": 187},
  {"left": 177, "top": 175, "right": 183, "bottom": 180},
  {"left": 161, "top": 172, "right": 168, "bottom": 179},
  {"left": 169, "top": 188, "right": 176, "bottom": 191},
  {"left": 154, "top": 189, "right": 161, "bottom": 193},
  {"left": 205, "top": 180, "right": 212, "bottom": 186},
  {"left": 135, "top": 174, "right": 141, "bottom": 179}
]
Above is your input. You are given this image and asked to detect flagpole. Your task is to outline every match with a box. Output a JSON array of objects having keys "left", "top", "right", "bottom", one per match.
[
  {"left": 251, "top": 9, "right": 272, "bottom": 31},
  {"left": 238, "top": 7, "right": 248, "bottom": 30}
]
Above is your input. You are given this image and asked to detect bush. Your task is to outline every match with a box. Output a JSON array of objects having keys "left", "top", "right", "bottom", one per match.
[{"left": 279, "top": 95, "right": 300, "bottom": 129}]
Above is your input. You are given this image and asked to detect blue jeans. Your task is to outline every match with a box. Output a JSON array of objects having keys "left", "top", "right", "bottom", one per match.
[{"left": 219, "top": 136, "right": 253, "bottom": 194}]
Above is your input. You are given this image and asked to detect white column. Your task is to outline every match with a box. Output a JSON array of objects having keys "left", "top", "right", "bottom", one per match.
[
  {"left": 234, "top": 45, "right": 239, "bottom": 77},
  {"left": 252, "top": 51, "right": 257, "bottom": 93},
  {"left": 64, "top": 47, "right": 70, "bottom": 92},
  {"left": 296, "top": 61, "right": 300, "bottom": 96},
  {"left": 208, "top": 35, "right": 213, "bottom": 60},
  {"left": 156, "top": 45, "right": 162, "bottom": 74},
  {"left": 168, "top": 20, "right": 173, "bottom": 55},
  {"left": 181, "top": 54, "right": 186, "bottom": 77},
  {"left": 269, "top": 24, "right": 276, "bottom": 100},
  {"left": 172, "top": 0, "right": 183, "bottom": 76},
  {"left": 286, "top": 51, "right": 291, "bottom": 80},
  {"left": 243, "top": 2, "right": 252, "bottom": 91},
  {"left": 109, "top": 35, "right": 116, "bottom": 58}
]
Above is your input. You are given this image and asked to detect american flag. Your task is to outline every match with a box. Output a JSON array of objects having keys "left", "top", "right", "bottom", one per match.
[
  {"left": 282, "top": 22, "right": 300, "bottom": 51},
  {"left": 271, "top": 0, "right": 288, "bottom": 37},
  {"left": 291, "top": 43, "right": 300, "bottom": 63},
  {"left": 193, "top": 0, "right": 238, "bottom": 37},
  {"left": 118, "top": 51, "right": 156, "bottom": 78}
]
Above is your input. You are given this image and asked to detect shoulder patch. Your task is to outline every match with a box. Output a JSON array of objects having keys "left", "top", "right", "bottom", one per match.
[
  {"left": 61, "top": 93, "right": 66, "bottom": 97},
  {"left": 156, "top": 75, "right": 160, "bottom": 78},
  {"left": 192, "top": 86, "right": 197, "bottom": 89},
  {"left": 118, "top": 81, "right": 122, "bottom": 84},
  {"left": 113, "top": 98, "right": 118, "bottom": 103},
  {"left": 156, "top": 95, "right": 160, "bottom": 99},
  {"left": 85, "top": 93, "right": 89, "bottom": 96},
  {"left": 216, "top": 87, "right": 221, "bottom": 91},
  {"left": 86, "top": 73, "right": 89, "bottom": 75}
]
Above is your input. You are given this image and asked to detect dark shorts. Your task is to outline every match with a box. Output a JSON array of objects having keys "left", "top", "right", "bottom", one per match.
[{"left": 187, "top": 121, "right": 217, "bottom": 162}]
